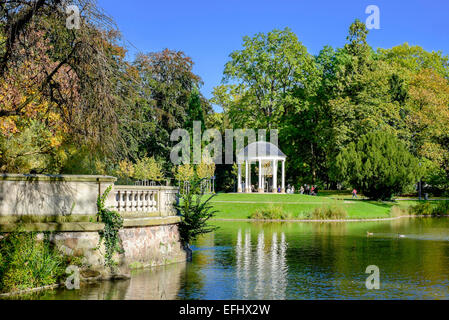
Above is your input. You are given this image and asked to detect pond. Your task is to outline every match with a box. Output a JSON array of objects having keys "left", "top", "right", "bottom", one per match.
[{"left": 19, "top": 218, "right": 449, "bottom": 300}]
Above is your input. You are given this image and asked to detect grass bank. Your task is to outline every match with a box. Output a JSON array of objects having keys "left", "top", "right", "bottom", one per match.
[{"left": 207, "top": 193, "right": 418, "bottom": 220}]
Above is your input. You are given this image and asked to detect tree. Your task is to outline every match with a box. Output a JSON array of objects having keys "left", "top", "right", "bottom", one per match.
[
  {"left": 196, "top": 156, "right": 215, "bottom": 180},
  {"left": 185, "top": 87, "right": 207, "bottom": 132},
  {"left": 114, "top": 159, "right": 135, "bottom": 184},
  {"left": 335, "top": 131, "right": 421, "bottom": 200},
  {"left": 405, "top": 68, "right": 449, "bottom": 180},
  {"left": 132, "top": 49, "right": 208, "bottom": 167},
  {"left": 378, "top": 43, "right": 449, "bottom": 80},
  {"left": 133, "top": 157, "right": 164, "bottom": 182},
  {"left": 213, "top": 28, "right": 318, "bottom": 129},
  {"left": 173, "top": 164, "right": 195, "bottom": 183},
  {"left": 0, "top": 0, "right": 135, "bottom": 173}
]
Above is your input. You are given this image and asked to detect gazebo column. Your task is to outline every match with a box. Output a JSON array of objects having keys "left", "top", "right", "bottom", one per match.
[
  {"left": 245, "top": 161, "right": 252, "bottom": 193},
  {"left": 272, "top": 160, "right": 278, "bottom": 193},
  {"left": 258, "top": 160, "right": 263, "bottom": 193},
  {"left": 245, "top": 161, "right": 248, "bottom": 193},
  {"left": 248, "top": 161, "right": 252, "bottom": 193},
  {"left": 237, "top": 163, "right": 242, "bottom": 193},
  {"left": 281, "top": 160, "right": 286, "bottom": 193}
]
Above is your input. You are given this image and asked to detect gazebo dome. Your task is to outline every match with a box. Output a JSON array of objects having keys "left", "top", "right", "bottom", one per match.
[{"left": 236, "top": 141, "right": 286, "bottom": 163}]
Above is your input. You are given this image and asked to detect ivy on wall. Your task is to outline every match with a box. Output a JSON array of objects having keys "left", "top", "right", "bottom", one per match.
[{"left": 96, "top": 185, "right": 124, "bottom": 269}]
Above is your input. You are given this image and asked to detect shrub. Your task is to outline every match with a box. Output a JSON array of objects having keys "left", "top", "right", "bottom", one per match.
[
  {"left": 432, "top": 201, "right": 449, "bottom": 216},
  {"left": 335, "top": 131, "right": 421, "bottom": 200},
  {"left": 310, "top": 205, "right": 348, "bottom": 220},
  {"left": 175, "top": 179, "right": 218, "bottom": 246},
  {"left": 250, "top": 205, "right": 291, "bottom": 220},
  {"left": 0, "top": 231, "right": 69, "bottom": 293},
  {"left": 410, "top": 201, "right": 433, "bottom": 216}
]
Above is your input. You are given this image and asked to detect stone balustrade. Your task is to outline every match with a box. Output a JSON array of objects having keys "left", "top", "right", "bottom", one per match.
[
  {"left": 111, "top": 186, "right": 179, "bottom": 216},
  {"left": 114, "top": 186, "right": 160, "bottom": 213}
]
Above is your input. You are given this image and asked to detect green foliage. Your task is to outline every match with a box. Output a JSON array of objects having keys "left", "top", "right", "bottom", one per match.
[
  {"left": 175, "top": 179, "right": 218, "bottom": 245},
  {"left": 133, "top": 156, "right": 164, "bottom": 182},
  {"left": 185, "top": 87, "right": 207, "bottom": 132},
  {"left": 114, "top": 159, "right": 135, "bottom": 185},
  {"left": 131, "top": 50, "right": 209, "bottom": 165},
  {"left": 97, "top": 185, "right": 124, "bottom": 269},
  {"left": 378, "top": 43, "right": 449, "bottom": 79},
  {"left": 410, "top": 201, "right": 449, "bottom": 217},
  {"left": 173, "top": 164, "right": 195, "bottom": 182},
  {"left": 310, "top": 205, "right": 348, "bottom": 220},
  {"left": 424, "top": 166, "right": 449, "bottom": 196},
  {"left": 249, "top": 205, "right": 291, "bottom": 220},
  {"left": 214, "top": 27, "right": 318, "bottom": 128},
  {"left": 431, "top": 201, "right": 449, "bottom": 216},
  {"left": 196, "top": 158, "right": 215, "bottom": 180},
  {"left": 0, "top": 231, "right": 69, "bottom": 293},
  {"left": 0, "top": 120, "right": 59, "bottom": 173},
  {"left": 336, "top": 131, "right": 421, "bottom": 200},
  {"left": 410, "top": 201, "right": 434, "bottom": 216}
]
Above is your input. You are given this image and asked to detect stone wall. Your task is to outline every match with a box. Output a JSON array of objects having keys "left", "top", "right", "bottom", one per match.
[
  {"left": 0, "top": 174, "right": 186, "bottom": 276},
  {"left": 0, "top": 174, "right": 115, "bottom": 217},
  {"left": 120, "top": 223, "right": 187, "bottom": 269},
  {"left": 45, "top": 219, "right": 188, "bottom": 277}
]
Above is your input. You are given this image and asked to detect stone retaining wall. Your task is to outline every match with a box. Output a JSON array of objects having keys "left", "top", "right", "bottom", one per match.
[
  {"left": 44, "top": 218, "right": 188, "bottom": 277},
  {"left": 120, "top": 223, "right": 187, "bottom": 269}
]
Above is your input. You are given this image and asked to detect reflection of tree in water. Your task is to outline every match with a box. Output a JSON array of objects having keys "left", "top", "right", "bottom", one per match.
[
  {"left": 236, "top": 229, "right": 288, "bottom": 300},
  {"left": 177, "top": 252, "right": 209, "bottom": 299},
  {"left": 31, "top": 263, "right": 186, "bottom": 300},
  {"left": 123, "top": 264, "right": 186, "bottom": 300}
]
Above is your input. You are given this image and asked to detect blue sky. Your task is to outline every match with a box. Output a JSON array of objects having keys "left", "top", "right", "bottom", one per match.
[{"left": 97, "top": 0, "right": 449, "bottom": 109}]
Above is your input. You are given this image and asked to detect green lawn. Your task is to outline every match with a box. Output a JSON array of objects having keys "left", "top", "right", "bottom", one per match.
[{"left": 206, "top": 193, "right": 418, "bottom": 220}]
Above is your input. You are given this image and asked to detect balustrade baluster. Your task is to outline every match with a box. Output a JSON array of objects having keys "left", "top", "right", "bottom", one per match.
[
  {"left": 113, "top": 187, "right": 178, "bottom": 216},
  {"left": 116, "top": 191, "right": 120, "bottom": 211}
]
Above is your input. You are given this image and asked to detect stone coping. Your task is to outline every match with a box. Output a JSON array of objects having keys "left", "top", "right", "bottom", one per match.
[
  {"left": 0, "top": 212, "right": 168, "bottom": 224},
  {"left": 0, "top": 215, "right": 97, "bottom": 224},
  {"left": 0, "top": 216, "right": 181, "bottom": 232},
  {"left": 114, "top": 185, "right": 179, "bottom": 191},
  {"left": 0, "top": 222, "right": 104, "bottom": 232},
  {"left": 123, "top": 216, "right": 181, "bottom": 227},
  {"left": 0, "top": 174, "right": 116, "bottom": 183}
]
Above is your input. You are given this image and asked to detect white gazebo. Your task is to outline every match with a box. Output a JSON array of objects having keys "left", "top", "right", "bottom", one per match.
[{"left": 236, "top": 141, "right": 287, "bottom": 194}]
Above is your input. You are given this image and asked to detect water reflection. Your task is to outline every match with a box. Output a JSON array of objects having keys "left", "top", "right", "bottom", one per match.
[
  {"left": 24, "top": 262, "right": 186, "bottom": 300},
  {"left": 235, "top": 229, "right": 288, "bottom": 299},
  {"left": 11, "top": 218, "right": 449, "bottom": 300}
]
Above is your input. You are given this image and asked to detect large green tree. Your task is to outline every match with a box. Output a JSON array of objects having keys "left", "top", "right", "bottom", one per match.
[
  {"left": 335, "top": 131, "right": 421, "bottom": 200},
  {"left": 213, "top": 28, "right": 318, "bottom": 129},
  {"left": 130, "top": 49, "right": 211, "bottom": 174}
]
